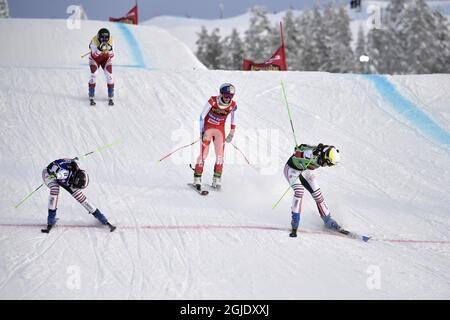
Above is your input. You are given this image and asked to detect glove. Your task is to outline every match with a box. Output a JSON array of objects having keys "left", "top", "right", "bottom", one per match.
[
  {"left": 201, "top": 132, "right": 207, "bottom": 142},
  {"left": 295, "top": 144, "right": 309, "bottom": 152},
  {"left": 99, "top": 42, "right": 110, "bottom": 52},
  {"left": 313, "top": 143, "right": 324, "bottom": 156},
  {"left": 226, "top": 133, "right": 234, "bottom": 143}
]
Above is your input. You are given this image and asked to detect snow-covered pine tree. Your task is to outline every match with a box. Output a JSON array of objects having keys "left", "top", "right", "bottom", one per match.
[
  {"left": 321, "top": 2, "right": 353, "bottom": 73},
  {"left": 195, "top": 27, "right": 223, "bottom": 69},
  {"left": 366, "top": 27, "right": 387, "bottom": 74},
  {"left": 384, "top": 0, "right": 408, "bottom": 74},
  {"left": 354, "top": 25, "right": 369, "bottom": 73},
  {"left": 0, "top": 0, "right": 9, "bottom": 18},
  {"left": 399, "top": 0, "right": 441, "bottom": 74},
  {"left": 218, "top": 35, "right": 232, "bottom": 70},
  {"left": 228, "top": 29, "right": 245, "bottom": 70},
  {"left": 295, "top": 8, "right": 312, "bottom": 71},
  {"left": 307, "top": 4, "right": 328, "bottom": 71},
  {"left": 205, "top": 28, "right": 223, "bottom": 70},
  {"left": 333, "top": 3, "right": 354, "bottom": 73},
  {"left": 432, "top": 10, "right": 450, "bottom": 73},
  {"left": 195, "top": 26, "right": 211, "bottom": 67},
  {"left": 244, "top": 6, "right": 273, "bottom": 62},
  {"left": 268, "top": 21, "right": 282, "bottom": 58},
  {"left": 219, "top": 28, "right": 245, "bottom": 70},
  {"left": 321, "top": 2, "right": 336, "bottom": 72},
  {"left": 281, "top": 10, "right": 301, "bottom": 70}
]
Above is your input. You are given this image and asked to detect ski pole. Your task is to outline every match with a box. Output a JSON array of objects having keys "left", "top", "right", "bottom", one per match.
[
  {"left": 272, "top": 181, "right": 296, "bottom": 209},
  {"left": 81, "top": 51, "right": 91, "bottom": 58},
  {"left": 15, "top": 140, "right": 120, "bottom": 208},
  {"left": 14, "top": 184, "right": 45, "bottom": 209},
  {"left": 281, "top": 80, "right": 299, "bottom": 146},
  {"left": 272, "top": 158, "right": 313, "bottom": 209},
  {"left": 230, "top": 142, "right": 250, "bottom": 165},
  {"left": 158, "top": 139, "right": 200, "bottom": 162},
  {"left": 76, "top": 139, "right": 121, "bottom": 160}
]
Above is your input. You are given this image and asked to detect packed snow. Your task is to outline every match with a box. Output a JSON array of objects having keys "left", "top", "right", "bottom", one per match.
[{"left": 0, "top": 18, "right": 449, "bottom": 300}]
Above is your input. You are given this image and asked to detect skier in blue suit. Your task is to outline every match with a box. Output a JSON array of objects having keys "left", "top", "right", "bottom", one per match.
[{"left": 41, "top": 158, "right": 116, "bottom": 233}]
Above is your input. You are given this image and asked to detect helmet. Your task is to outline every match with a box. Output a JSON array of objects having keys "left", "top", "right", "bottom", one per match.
[
  {"left": 71, "top": 170, "right": 89, "bottom": 189},
  {"left": 97, "top": 28, "right": 110, "bottom": 43},
  {"left": 219, "top": 83, "right": 235, "bottom": 100},
  {"left": 322, "top": 146, "right": 340, "bottom": 166}
]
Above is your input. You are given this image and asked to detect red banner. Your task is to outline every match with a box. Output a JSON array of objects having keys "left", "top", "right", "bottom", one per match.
[
  {"left": 109, "top": 4, "right": 138, "bottom": 25},
  {"left": 242, "top": 45, "right": 287, "bottom": 71}
]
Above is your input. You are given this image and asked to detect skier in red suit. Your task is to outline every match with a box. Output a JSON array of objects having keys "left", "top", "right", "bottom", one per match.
[{"left": 193, "top": 83, "right": 237, "bottom": 189}]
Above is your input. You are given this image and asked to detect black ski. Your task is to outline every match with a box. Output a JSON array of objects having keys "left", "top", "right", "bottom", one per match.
[
  {"left": 289, "top": 227, "right": 370, "bottom": 242},
  {"left": 187, "top": 183, "right": 209, "bottom": 196},
  {"left": 338, "top": 228, "right": 371, "bottom": 242}
]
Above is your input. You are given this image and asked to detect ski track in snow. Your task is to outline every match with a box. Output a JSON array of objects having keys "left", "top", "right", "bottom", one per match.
[{"left": 1, "top": 19, "right": 450, "bottom": 299}]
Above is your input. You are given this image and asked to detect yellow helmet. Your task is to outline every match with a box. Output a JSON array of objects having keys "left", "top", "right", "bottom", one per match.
[{"left": 324, "top": 146, "right": 340, "bottom": 166}]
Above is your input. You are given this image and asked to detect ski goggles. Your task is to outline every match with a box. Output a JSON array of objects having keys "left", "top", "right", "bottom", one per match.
[
  {"left": 99, "top": 34, "right": 109, "bottom": 43},
  {"left": 221, "top": 93, "right": 234, "bottom": 100}
]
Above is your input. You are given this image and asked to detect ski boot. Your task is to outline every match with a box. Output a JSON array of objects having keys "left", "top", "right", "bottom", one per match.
[
  {"left": 41, "top": 224, "right": 54, "bottom": 233},
  {"left": 89, "top": 85, "right": 96, "bottom": 106},
  {"left": 289, "top": 212, "right": 300, "bottom": 237},
  {"left": 106, "top": 222, "right": 116, "bottom": 232},
  {"left": 323, "top": 214, "right": 342, "bottom": 231},
  {"left": 212, "top": 173, "right": 221, "bottom": 190},
  {"left": 92, "top": 209, "right": 115, "bottom": 232},
  {"left": 42, "top": 209, "right": 57, "bottom": 233},
  {"left": 289, "top": 228, "right": 298, "bottom": 238},
  {"left": 107, "top": 85, "right": 114, "bottom": 106},
  {"left": 193, "top": 173, "right": 202, "bottom": 190}
]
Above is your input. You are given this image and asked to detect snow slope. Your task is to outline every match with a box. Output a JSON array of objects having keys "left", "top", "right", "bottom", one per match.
[
  {"left": 143, "top": 1, "right": 450, "bottom": 52},
  {"left": 1, "top": 19, "right": 450, "bottom": 300},
  {"left": 0, "top": 18, "right": 205, "bottom": 70}
]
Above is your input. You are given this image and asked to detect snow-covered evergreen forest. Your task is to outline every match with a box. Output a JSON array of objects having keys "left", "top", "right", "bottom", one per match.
[
  {"left": 0, "top": 0, "right": 10, "bottom": 18},
  {"left": 195, "top": 0, "right": 450, "bottom": 74}
]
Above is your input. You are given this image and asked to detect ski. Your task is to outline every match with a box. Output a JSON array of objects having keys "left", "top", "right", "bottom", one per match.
[
  {"left": 291, "top": 227, "right": 370, "bottom": 242},
  {"left": 187, "top": 183, "right": 209, "bottom": 196},
  {"left": 337, "top": 228, "right": 371, "bottom": 242},
  {"left": 41, "top": 219, "right": 116, "bottom": 233}
]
